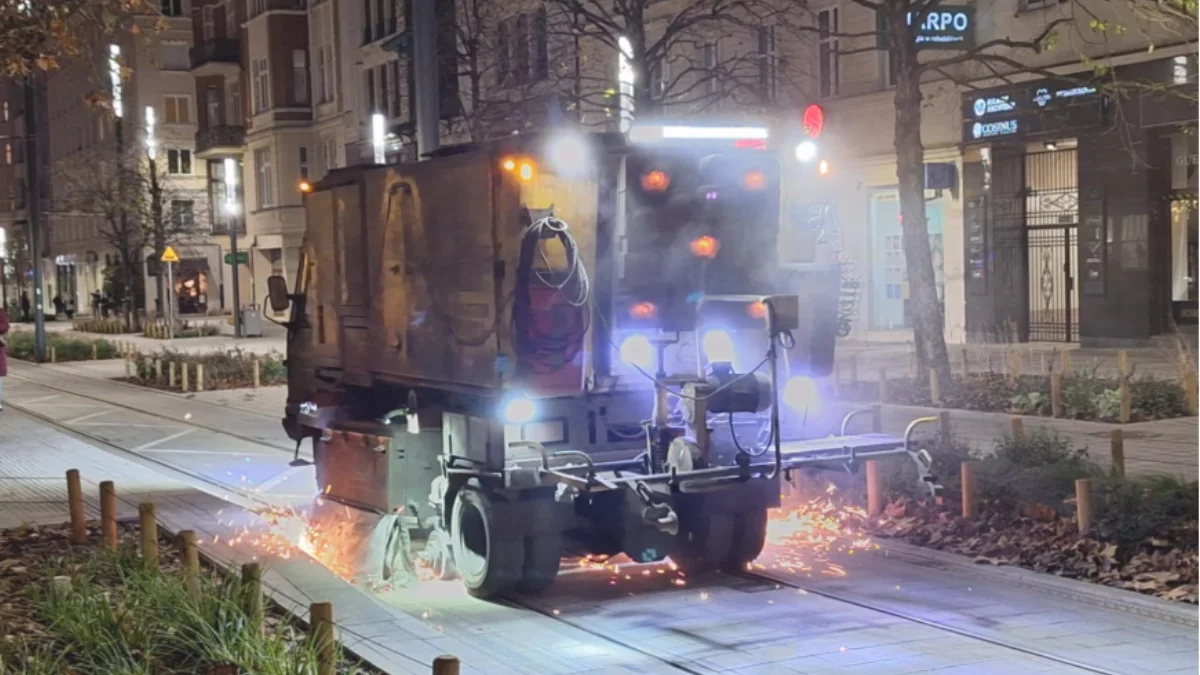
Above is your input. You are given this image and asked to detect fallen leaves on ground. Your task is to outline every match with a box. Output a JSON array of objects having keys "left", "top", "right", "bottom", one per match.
[{"left": 870, "top": 498, "right": 1198, "bottom": 604}]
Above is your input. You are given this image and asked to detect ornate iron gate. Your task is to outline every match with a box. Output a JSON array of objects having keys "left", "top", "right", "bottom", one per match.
[{"left": 991, "top": 147, "right": 1080, "bottom": 342}]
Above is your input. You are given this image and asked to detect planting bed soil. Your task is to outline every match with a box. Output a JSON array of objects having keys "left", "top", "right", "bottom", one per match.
[
  {"left": 837, "top": 371, "right": 1192, "bottom": 423},
  {"left": 0, "top": 521, "right": 380, "bottom": 674}
]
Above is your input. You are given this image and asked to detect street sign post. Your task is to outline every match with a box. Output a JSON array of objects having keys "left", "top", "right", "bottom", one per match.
[
  {"left": 161, "top": 246, "right": 179, "bottom": 340},
  {"left": 224, "top": 251, "right": 248, "bottom": 265}
]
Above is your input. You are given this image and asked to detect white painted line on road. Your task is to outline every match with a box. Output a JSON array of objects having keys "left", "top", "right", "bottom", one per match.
[
  {"left": 65, "top": 409, "right": 116, "bottom": 425},
  {"left": 19, "top": 395, "right": 62, "bottom": 405},
  {"left": 254, "top": 464, "right": 312, "bottom": 493},
  {"left": 132, "top": 429, "right": 195, "bottom": 452},
  {"left": 141, "top": 448, "right": 275, "bottom": 457},
  {"left": 74, "top": 422, "right": 180, "bottom": 429}
]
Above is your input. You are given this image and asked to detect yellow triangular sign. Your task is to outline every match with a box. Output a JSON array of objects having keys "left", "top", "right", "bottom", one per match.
[{"left": 161, "top": 246, "right": 180, "bottom": 263}]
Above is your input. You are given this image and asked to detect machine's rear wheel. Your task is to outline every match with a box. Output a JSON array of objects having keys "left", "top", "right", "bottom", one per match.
[
  {"left": 515, "top": 535, "right": 562, "bottom": 595},
  {"left": 672, "top": 513, "right": 735, "bottom": 573},
  {"left": 451, "top": 487, "right": 524, "bottom": 599},
  {"left": 726, "top": 509, "right": 768, "bottom": 569}
]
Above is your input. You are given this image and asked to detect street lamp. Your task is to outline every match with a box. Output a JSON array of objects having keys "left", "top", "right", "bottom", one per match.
[{"left": 223, "top": 157, "right": 242, "bottom": 338}]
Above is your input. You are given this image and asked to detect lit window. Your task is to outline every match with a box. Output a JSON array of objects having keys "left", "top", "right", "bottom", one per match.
[
  {"left": 164, "top": 95, "right": 191, "bottom": 123},
  {"left": 256, "top": 147, "right": 274, "bottom": 208},
  {"left": 167, "top": 149, "right": 193, "bottom": 175}
]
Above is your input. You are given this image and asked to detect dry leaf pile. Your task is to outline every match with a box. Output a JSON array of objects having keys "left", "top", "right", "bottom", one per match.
[{"left": 870, "top": 498, "right": 1199, "bottom": 604}]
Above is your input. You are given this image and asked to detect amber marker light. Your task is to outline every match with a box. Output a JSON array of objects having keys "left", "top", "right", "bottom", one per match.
[
  {"left": 690, "top": 235, "right": 720, "bottom": 259},
  {"left": 641, "top": 170, "right": 670, "bottom": 192}
]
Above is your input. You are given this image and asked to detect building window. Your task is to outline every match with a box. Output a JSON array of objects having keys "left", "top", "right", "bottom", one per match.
[
  {"left": 164, "top": 95, "right": 191, "bottom": 123},
  {"left": 157, "top": 42, "right": 189, "bottom": 70},
  {"left": 292, "top": 50, "right": 309, "bottom": 105},
  {"left": 161, "top": 0, "right": 183, "bottom": 16},
  {"left": 4, "top": 143, "right": 11, "bottom": 165},
  {"left": 202, "top": 6, "right": 215, "bottom": 40},
  {"left": 702, "top": 41, "right": 721, "bottom": 97},
  {"left": 253, "top": 58, "right": 271, "bottom": 112},
  {"left": 882, "top": 50, "right": 898, "bottom": 88},
  {"left": 651, "top": 56, "right": 670, "bottom": 98},
  {"left": 255, "top": 147, "right": 274, "bottom": 208},
  {"left": 314, "top": 47, "right": 327, "bottom": 103},
  {"left": 533, "top": 10, "right": 549, "bottom": 80},
  {"left": 758, "top": 26, "right": 776, "bottom": 103},
  {"left": 167, "top": 148, "right": 193, "bottom": 175},
  {"left": 299, "top": 146, "right": 309, "bottom": 180},
  {"left": 2, "top": 102, "right": 7, "bottom": 121},
  {"left": 171, "top": 200, "right": 195, "bottom": 229},
  {"left": 323, "top": 138, "right": 337, "bottom": 173},
  {"left": 818, "top": 7, "right": 839, "bottom": 98},
  {"left": 227, "top": 81, "right": 242, "bottom": 125},
  {"left": 365, "top": 68, "right": 376, "bottom": 112},
  {"left": 206, "top": 86, "right": 221, "bottom": 128},
  {"left": 515, "top": 15, "right": 530, "bottom": 83},
  {"left": 249, "top": 0, "right": 266, "bottom": 16},
  {"left": 226, "top": 0, "right": 238, "bottom": 36},
  {"left": 385, "top": 61, "right": 397, "bottom": 117}
]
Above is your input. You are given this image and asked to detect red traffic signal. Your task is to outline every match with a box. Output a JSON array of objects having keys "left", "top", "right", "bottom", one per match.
[{"left": 802, "top": 104, "right": 824, "bottom": 138}]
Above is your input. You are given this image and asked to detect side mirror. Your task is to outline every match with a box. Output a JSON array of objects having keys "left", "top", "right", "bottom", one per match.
[{"left": 267, "top": 275, "right": 291, "bottom": 312}]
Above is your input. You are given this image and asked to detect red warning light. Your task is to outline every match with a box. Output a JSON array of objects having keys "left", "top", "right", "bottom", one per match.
[
  {"left": 690, "top": 235, "right": 720, "bottom": 259},
  {"left": 802, "top": 104, "right": 825, "bottom": 138},
  {"left": 747, "top": 301, "right": 768, "bottom": 319},
  {"left": 629, "top": 302, "right": 658, "bottom": 319}
]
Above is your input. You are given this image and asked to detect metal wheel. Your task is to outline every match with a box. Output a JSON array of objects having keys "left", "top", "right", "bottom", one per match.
[
  {"left": 515, "top": 535, "right": 561, "bottom": 595},
  {"left": 725, "top": 509, "right": 768, "bottom": 569},
  {"left": 451, "top": 487, "right": 524, "bottom": 599},
  {"left": 672, "top": 512, "right": 735, "bottom": 573}
]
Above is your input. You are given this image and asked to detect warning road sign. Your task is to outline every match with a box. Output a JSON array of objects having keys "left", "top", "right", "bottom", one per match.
[{"left": 160, "top": 246, "right": 180, "bottom": 263}]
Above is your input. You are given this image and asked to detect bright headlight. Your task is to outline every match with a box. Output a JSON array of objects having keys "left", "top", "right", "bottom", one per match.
[
  {"left": 701, "top": 329, "right": 736, "bottom": 364},
  {"left": 503, "top": 395, "right": 537, "bottom": 424},
  {"left": 783, "top": 376, "right": 819, "bottom": 412},
  {"left": 794, "top": 140, "right": 818, "bottom": 163},
  {"left": 619, "top": 335, "right": 653, "bottom": 370}
]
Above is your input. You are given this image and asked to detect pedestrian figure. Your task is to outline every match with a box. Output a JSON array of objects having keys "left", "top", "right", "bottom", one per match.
[
  {"left": 65, "top": 297, "right": 76, "bottom": 320},
  {"left": 52, "top": 294, "right": 64, "bottom": 317},
  {"left": 91, "top": 291, "right": 101, "bottom": 317},
  {"left": 19, "top": 292, "right": 30, "bottom": 322},
  {"left": 0, "top": 305, "right": 9, "bottom": 411}
]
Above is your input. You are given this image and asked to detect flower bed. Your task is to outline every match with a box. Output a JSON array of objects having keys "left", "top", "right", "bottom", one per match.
[
  {"left": 837, "top": 371, "right": 1191, "bottom": 422},
  {"left": 0, "top": 522, "right": 379, "bottom": 674},
  {"left": 867, "top": 429, "right": 1198, "bottom": 603},
  {"left": 125, "top": 348, "right": 287, "bottom": 391},
  {"left": 5, "top": 331, "right": 119, "bottom": 362}
]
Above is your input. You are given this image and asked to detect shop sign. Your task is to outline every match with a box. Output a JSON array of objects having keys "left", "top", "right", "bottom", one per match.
[
  {"left": 971, "top": 119, "right": 1020, "bottom": 140},
  {"left": 876, "top": 6, "right": 975, "bottom": 50},
  {"left": 1032, "top": 85, "right": 1097, "bottom": 108},
  {"left": 972, "top": 95, "right": 1017, "bottom": 117}
]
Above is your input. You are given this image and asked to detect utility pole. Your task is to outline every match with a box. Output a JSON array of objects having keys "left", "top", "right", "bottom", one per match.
[
  {"left": 221, "top": 157, "right": 242, "bottom": 339},
  {"left": 229, "top": 216, "right": 241, "bottom": 338},
  {"left": 23, "top": 75, "right": 47, "bottom": 362}
]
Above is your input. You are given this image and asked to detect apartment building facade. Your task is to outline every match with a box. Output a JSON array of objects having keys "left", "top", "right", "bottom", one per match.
[
  {"left": 0, "top": 76, "right": 49, "bottom": 313},
  {"left": 786, "top": 0, "right": 1198, "bottom": 346}
]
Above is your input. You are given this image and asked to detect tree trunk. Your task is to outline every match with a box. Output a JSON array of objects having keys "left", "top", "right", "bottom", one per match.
[
  {"left": 888, "top": 14, "right": 951, "bottom": 388},
  {"left": 150, "top": 161, "right": 164, "bottom": 319}
]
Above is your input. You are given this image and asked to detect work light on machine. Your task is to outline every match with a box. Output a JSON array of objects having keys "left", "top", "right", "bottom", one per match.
[
  {"left": 618, "top": 334, "right": 654, "bottom": 369},
  {"left": 794, "top": 140, "right": 818, "bottom": 163},
  {"left": 641, "top": 169, "right": 671, "bottom": 192},
  {"left": 500, "top": 156, "right": 536, "bottom": 181},
  {"left": 690, "top": 235, "right": 720, "bottom": 259},
  {"left": 502, "top": 394, "right": 538, "bottom": 424},
  {"left": 701, "top": 329, "right": 736, "bottom": 364}
]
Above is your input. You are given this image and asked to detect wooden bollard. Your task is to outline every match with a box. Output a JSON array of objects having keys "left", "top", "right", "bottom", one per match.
[
  {"left": 66, "top": 469, "right": 87, "bottom": 544},
  {"left": 99, "top": 481, "right": 117, "bottom": 550},
  {"left": 91, "top": 343, "right": 98, "bottom": 360},
  {"left": 49, "top": 345, "right": 56, "bottom": 363},
  {"left": 169, "top": 361, "right": 177, "bottom": 388},
  {"left": 865, "top": 460, "right": 882, "bottom": 517},
  {"left": 310, "top": 601, "right": 335, "bottom": 675},
  {"left": 1039, "top": 353, "right": 1047, "bottom": 375},
  {"left": 871, "top": 403, "right": 883, "bottom": 433},
  {"left": 181, "top": 362, "right": 189, "bottom": 393},
  {"left": 242, "top": 563, "right": 263, "bottom": 632},
  {"left": 1119, "top": 377, "right": 1131, "bottom": 423},
  {"left": 154, "top": 359, "right": 163, "bottom": 382},
  {"left": 179, "top": 530, "right": 201, "bottom": 601},
  {"left": 432, "top": 655, "right": 461, "bottom": 675},
  {"left": 961, "top": 461, "right": 979, "bottom": 519},
  {"left": 1050, "top": 373, "right": 1063, "bottom": 418},
  {"left": 928, "top": 370, "right": 941, "bottom": 406},
  {"left": 139, "top": 502, "right": 158, "bottom": 567},
  {"left": 1010, "top": 417, "right": 1024, "bottom": 440},
  {"left": 1062, "top": 350, "right": 1072, "bottom": 374},
  {"left": 1184, "top": 369, "right": 1198, "bottom": 416},
  {"left": 253, "top": 359, "right": 261, "bottom": 388},
  {"left": 196, "top": 364, "right": 205, "bottom": 392},
  {"left": 1118, "top": 350, "right": 1129, "bottom": 377},
  {"left": 938, "top": 411, "right": 951, "bottom": 443},
  {"left": 1076, "top": 479, "right": 1093, "bottom": 535},
  {"left": 1110, "top": 429, "right": 1126, "bottom": 478}
]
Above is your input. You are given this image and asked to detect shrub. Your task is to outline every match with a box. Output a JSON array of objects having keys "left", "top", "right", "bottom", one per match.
[
  {"left": 131, "top": 348, "right": 286, "bottom": 390},
  {"left": 881, "top": 433, "right": 977, "bottom": 501},
  {"left": 1094, "top": 475, "right": 1200, "bottom": 558},
  {"left": 4, "top": 331, "right": 119, "bottom": 362},
  {"left": 1130, "top": 377, "right": 1188, "bottom": 421}
]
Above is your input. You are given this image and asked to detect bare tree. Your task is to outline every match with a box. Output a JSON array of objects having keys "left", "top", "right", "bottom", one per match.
[
  {"left": 51, "top": 130, "right": 204, "bottom": 328},
  {"left": 538, "top": 0, "right": 812, "bottom": 124}
]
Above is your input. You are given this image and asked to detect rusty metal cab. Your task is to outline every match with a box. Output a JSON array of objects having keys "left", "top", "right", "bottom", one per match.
[{"left": 269, "top": 125, "right": 940, "bottom": 599}]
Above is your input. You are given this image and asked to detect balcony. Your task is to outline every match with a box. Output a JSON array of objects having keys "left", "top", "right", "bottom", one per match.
[
  {"left": 190, "top": 39, "right": 241, "bottom": 76},
  {"left": 195, "top": 125, "right": 245, "bottom": 159}
]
